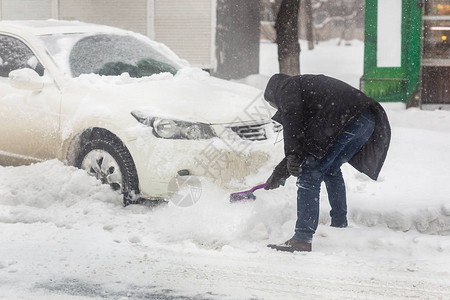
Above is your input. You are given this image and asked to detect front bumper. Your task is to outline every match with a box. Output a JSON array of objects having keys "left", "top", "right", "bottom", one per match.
[{"left": 124, "top": 121, "right": 281, "bottom": 199}]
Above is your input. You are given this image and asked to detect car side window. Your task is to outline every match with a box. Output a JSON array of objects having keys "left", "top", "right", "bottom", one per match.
[{"left": 0, "top": 34, "right": 45, "bottom": 78}]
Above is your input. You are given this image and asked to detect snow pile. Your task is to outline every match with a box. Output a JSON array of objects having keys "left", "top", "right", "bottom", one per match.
[
  {"left": 0, "top": 161, "right": 122, "bottom": 226},
  {"left": 347, "top": 104, "right": 450, "bottom": 235}
]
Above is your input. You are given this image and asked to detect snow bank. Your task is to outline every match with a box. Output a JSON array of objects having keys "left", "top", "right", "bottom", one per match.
[{"left": 0, "top": 160, "right": 122, "bottom": 226}]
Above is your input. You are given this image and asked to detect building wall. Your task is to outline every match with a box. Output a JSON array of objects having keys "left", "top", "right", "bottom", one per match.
[
  {"left": 154, "top": 0, "right": 215, "bottom": 68},
  {"left": 59, "top": 0, "right": 148, "bottom": 35},
  {"left": 1, "top": 0, "right": 53, "bottom": 20}
]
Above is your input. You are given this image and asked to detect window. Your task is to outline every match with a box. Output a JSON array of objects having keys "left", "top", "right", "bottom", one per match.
[
  {"left": 68, "top": 34, "right": 178, "bottom": 78},
  {"left": 377, "top": 0, "right": 402, "bottom": 67},
  {"left": 422, "top": 0, "right": 450, "bottom": 60},
  {"left": 424, "top": 0, "right": 450, "bottom": 16},
  {"left": 423, "top": 19, "right": 450, "bottom": 59},
  {"left": 421, "top": 0, "right": 450, "bottom": 104},
  {"left": 0, "top": 35, "right": 44, "bottom": 77}
]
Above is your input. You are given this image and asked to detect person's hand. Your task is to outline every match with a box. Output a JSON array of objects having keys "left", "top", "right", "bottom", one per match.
[
  {"left": 264, "top": 172, "right": 287, "bottom": 190},
  {"left": 287, "top": 154, "right": 302, "bottom": 177}
]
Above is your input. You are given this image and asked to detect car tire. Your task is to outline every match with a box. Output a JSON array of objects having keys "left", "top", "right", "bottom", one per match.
[{"left": 74, "top": 137, "right": 140, "bottom": 206}]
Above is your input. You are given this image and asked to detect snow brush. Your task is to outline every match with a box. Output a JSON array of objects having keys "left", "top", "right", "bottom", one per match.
[{"left": 230, "top": 183, "right": 268, "bottom": 203}]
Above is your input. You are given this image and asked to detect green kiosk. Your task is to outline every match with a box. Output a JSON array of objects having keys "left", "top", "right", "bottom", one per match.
[{"left": 361, "top": 0, "right": 449, "bottom": 108}]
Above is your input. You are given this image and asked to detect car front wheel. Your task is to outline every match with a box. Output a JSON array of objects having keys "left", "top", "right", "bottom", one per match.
[{"left": 74, "top": 138, "right": 140, "bottom": 206}]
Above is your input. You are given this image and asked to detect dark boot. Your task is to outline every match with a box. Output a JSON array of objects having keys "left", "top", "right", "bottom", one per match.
[
  {"left": 330, "top": 220, "right": 348, "bottom": 228},
  {"left": 267, "top": 238, "right": 312, "bottom": 252},
  {"left": 330, "top": 223, "right": 348, "bottom": 228}
]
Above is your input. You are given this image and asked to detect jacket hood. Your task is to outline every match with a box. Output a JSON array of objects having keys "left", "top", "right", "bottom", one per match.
[{"left": 264, "top": 73, "right": 291, "bottom": 109}]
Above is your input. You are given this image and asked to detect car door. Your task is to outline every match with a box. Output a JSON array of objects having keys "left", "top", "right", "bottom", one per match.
[{"left": 0, "top": 34, "right": 61, "bottom": 166}]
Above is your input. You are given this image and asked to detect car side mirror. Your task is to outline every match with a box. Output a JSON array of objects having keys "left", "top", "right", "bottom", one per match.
[{"left": 9, "top": 68, "right": 44, "bottom": 91}]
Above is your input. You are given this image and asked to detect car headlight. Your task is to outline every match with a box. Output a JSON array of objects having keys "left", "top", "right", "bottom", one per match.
[{"left": 131, "top": 111, "right": 216, "bottom": 140}]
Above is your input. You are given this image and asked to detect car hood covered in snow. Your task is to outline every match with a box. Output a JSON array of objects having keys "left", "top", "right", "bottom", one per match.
[{"left": 69, "top": 68, "right": 274, "bottom": 125}]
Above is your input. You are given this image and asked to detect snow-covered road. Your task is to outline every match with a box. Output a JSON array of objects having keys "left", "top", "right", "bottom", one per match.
[
  {"left": 1, "top": 40, "right": 450, "bottom": 299},
  {"left": 1, "top": 167, "right": 449, "bottom": 300}
]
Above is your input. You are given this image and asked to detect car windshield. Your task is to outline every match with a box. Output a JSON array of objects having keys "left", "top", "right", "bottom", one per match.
[{"left": 40, "top": 33, "right": 180, "bottom": 78}]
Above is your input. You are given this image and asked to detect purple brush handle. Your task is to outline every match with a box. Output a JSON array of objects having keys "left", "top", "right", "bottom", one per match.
[{"left": 233, "top": 183, "right": 268, "bottom": 195}]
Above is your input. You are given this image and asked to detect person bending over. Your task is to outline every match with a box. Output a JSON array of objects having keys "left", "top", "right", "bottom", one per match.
[{"left": 264, "top": 73, "right": 391, "bottom": 252}]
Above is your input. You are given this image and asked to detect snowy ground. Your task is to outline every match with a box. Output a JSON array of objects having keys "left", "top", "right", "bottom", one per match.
[{"left": 1, "top": 40, "right": 450, "bottom": 299}]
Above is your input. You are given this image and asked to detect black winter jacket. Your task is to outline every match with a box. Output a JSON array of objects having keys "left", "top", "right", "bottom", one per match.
[{"left": 265, "top": 74, "right": 391, "bottom": 180}]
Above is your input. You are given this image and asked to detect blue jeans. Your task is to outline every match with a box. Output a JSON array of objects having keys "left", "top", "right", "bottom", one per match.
[{"left": 293, "top": 109, "right": 375, "bottom": 243}]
